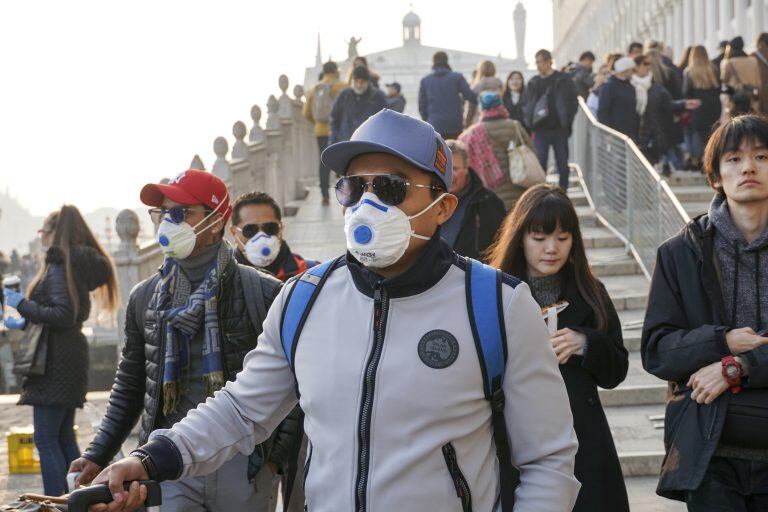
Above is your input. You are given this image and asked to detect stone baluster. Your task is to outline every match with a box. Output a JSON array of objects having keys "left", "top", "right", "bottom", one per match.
[
  {"left": 265, "top": 95, "right": 286, "bottom": 206},
  {"left": 190, "top": 154, "right": 206, "bottom": 170},
  {"left": 276, "top": 76, "right": 298, "bottom": 203},
  {"left": 249, "top": 105, "right": 266, "bottom": 143},
  {"left": 230, "top": 121, "right": 251, "bottom": 198},
  {"left": 212, "top": 136, "right": 231, "bottom": 186},
  {"left": 292, "top": 84, "right": 313, "bottom": 187}
]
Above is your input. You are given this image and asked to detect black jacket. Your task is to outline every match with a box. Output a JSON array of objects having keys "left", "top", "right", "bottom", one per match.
[
  {"left": 502, "top": 92, "right": 527, "bottom": 129},
  {"left": 553, "top": 280, "right": 630, "bottom": 512},
  {"left": 83, "top": 251, "right": 284, "bottom": 470},
  {"left": 521, "top": 70, "right": 578, "bottom": 133},
  {"left": 682, "top": 72, "right": 721, "bottom": 134},
  {"left": 451, "top": 169, "right": 506, "bottom": 261},
  {"left": 642, "top": 214, "right": 768, "bottom": 500},
  {"left": 597, "top": 76, "right": 639, "bottom": 141},
  {"left": 329, "top": 86, "right": 387, "bottom": 144},
  {"left": 17, "top": 246, "right": 111, "bottom": 408},
  {"left": 638, "top": 83, "right": 687, "bottom": 162}
]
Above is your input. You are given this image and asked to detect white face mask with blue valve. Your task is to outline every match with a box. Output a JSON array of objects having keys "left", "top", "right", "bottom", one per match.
[
  {"left": 243, "top": 232, "right": 281, "bottom": 267},
  {"left": 344, "top": 191, "right": 446, "bottom": 268}
]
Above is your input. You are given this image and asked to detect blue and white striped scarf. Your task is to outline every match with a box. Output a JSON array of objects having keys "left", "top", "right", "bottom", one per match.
[{"left": 156, "top": 243, "right": 230, "bottom": 415}]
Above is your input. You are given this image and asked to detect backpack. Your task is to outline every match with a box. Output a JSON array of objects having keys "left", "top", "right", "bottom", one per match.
[
  {"left": 279, "top": 256, "right": 519, "bottom": 511},
  {"left": 311, "top": 83, "right": 335, "bottom": 123}
]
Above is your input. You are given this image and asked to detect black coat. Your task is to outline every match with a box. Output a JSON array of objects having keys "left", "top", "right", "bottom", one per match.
[
  {"left": 83, "top": 253, "right": 283, "bottom": 467},
  {"left": 521, "top": 71, "right": 578, "bottom": 133},
  {"left": 17, "top": 246, "right": 111, "bottom": 408},
  {"left": 452, "top": 169, "right": 506, "bottom": 261},
  {"left": 638, "top": 83, "right": 687, "bottom": 162},
  {"left": 641, "top": 214, "right": 768, "bottom": 500},
  {"left": 597, "top": 76, "right": 639, "bottom": 141},
  {"left": 502, "top": 92, "right": 527, "bottom": 129},
  {"left": 682, "top": 72, "right": 721, "bottom": 134},
  {"left": 554, "top": 281, "right": 630, "bottom": 512},
  {"left": 329, "top": 86, "right": 387, "bottom": 144}
]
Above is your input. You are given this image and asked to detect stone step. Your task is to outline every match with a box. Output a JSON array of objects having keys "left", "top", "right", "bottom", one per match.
[
  {"left": 582, "top": 226, "right": 625, "bottom": 249},
  {"left": 606, "top": 403, "right": 666, "bottom": 477},
  {"left": 683, "top": 201, "right": 710, "bottom": 218},
  {"left": 668, "top": 185, "right": 714, "bottom": 204},
  {"left": 665, "top": 170, "right": 708, "bottom": 187},
  {"left": 569, "top": 191, "right": 589, "bottom": 207},
  {"left": 618, "top": 308, "right": 646, "bottom": 352},
  {"left": 576, "top": 205, "right": 600, "bottom": 227},
  {"left": 599, "top": 352, "right": 667, "bottom": 406},
  {"left": 587, "top": 247, "right": 642, "bottom": 277},
  {"left": 601, "top": 274, "right": 649, "bottom": 311},
  {"left": 625, "top": 476, "right": 686, "bottom": 511}
]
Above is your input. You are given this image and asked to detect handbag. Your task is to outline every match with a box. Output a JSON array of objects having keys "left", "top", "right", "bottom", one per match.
[
  {"left": 532, "top": 85, "right": 553, "bottom": 127},
  {"left": 12, "top": 323, "right": 48, "bottom": 377},
  {"left": 508, "top": 123, "right": 546, "bottom": 188}
]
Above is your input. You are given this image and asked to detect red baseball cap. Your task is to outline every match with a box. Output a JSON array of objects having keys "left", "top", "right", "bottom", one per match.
[{"left": 140, "top": 170, "right": 232, "bottom": 223}]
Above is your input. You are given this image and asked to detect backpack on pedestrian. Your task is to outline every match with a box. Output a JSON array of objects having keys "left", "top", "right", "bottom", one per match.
[{"left": 311, "top": 83, "right": 335, "bottom": 123}]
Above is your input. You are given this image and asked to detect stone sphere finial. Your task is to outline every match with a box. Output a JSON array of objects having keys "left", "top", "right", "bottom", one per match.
[
  {"left": 279, "top": 75, "right": 289, "bottom": 94},
  {"left": 116, "top": 209, "right": 140, "bottom": 245},
  {"left": 232, "top": 121, "right": 248, "bottom": 159},
  {"left": 267, "top": 95, "right": 279, "bottom": 113},
  {"left": 214, "top": 136, "right": 228, "bottom": 158},
  {"left": 251, "top": 105, "right": 262, "bottom": 124},
  {"left": 293, "top": 85, "right": 305, "bottom": 101}
]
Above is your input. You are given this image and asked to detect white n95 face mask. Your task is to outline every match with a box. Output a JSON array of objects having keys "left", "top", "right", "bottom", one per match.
[
  {"left": 156, "top": 196, "right": 228, "bottom": 260},
  {"left": 344, "top": 191, "right": 446, "bottom": 268},
  {"left": 243, "top": 233, "right": 281, "bottom": 267}
]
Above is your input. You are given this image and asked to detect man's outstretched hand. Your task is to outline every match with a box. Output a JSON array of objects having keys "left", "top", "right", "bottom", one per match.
[{"left": 87, "top": 456, "right": 149, "bottom": 512}]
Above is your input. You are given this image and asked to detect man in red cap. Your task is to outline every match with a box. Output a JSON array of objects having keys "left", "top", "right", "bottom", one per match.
[{"left": 69, "top": 170, "right": 297, "bottom": 511}]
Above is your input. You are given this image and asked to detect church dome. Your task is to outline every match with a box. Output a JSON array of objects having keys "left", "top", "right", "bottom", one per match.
[{"left": 402, "top": 11, "right": 421, "bottom": 27}]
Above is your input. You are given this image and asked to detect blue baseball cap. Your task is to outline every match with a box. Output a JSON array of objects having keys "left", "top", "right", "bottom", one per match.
[{"left": 321, "top": 109, "right": 453, "bottom": 189}]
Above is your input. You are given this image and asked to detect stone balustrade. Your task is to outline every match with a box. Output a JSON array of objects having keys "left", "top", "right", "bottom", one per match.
[{"left": 110, "top": 75, "right": 318, "bottom": 343}]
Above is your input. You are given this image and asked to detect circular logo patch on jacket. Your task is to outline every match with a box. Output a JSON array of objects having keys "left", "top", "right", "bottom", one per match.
[{"left": 418, "top": 330, "right": 459, "bottom": 369}]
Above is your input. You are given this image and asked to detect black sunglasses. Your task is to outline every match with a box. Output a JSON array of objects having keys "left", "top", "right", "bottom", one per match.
[
  {"left": 236, "top": 222, "right": 281, "bottom": 239},
  {"left": 148, "top": 206, "right": 211, "bottom": 225},
  {"left": 334, "top": 174, "right": 439, "bottom": 207}
]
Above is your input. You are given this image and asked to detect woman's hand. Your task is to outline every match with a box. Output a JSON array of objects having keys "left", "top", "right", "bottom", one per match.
[
  {"left": 3, "top": 288, "right": 25, "bottom": 309},
  {"left": 551, "top": 328, "right": 587, "bottom": 365},
  {"left": 687, "top": 361, "right": 730, "bottom": 405}
]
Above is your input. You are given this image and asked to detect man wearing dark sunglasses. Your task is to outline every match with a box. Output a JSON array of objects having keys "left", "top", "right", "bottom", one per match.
[
  {"left": 230, "top": 191, "right": 318, "bottom": 282},
  {"left": 86, "top": 111, "right": 579, "bottom": 512},
  {"left": 70, "top": 169, "right": 288, "bottom": 512}
]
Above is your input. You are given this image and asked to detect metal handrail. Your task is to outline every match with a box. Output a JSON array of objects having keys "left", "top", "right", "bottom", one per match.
[{"left": 570, "top": 98, "right": 691, "bottom": 280}]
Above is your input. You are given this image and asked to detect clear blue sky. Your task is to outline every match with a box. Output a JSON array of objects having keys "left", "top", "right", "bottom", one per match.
[{"left": 0, "top": 0, "right": 552, "bottom": 216}]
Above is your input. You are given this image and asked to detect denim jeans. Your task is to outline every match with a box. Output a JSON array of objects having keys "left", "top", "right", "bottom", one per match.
[
  {"left": 533, "top": 128, "right": 571, "bottom": 190},
  {"left": 689, "top": 130, "right": 706, "bottom": 162},
  {"left": 686, "top": 456, "right": 768, "bottom": 511},
  {"left": 317, "top": 136, "right": 330, "bottom": 199},
  {"left": 33, "top": 405, "right": 80, "bottom": 496}
]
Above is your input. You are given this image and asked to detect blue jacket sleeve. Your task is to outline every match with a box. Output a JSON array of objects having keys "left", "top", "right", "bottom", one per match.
[
  {"left": 328, "top": 90, "right": 345, "bottom": 144},
  {"left": 458, "top": 74, "right": 478, "bottom": 105},
  {"left": 596, "top": 83, "right": 612, "bottom": 126}
]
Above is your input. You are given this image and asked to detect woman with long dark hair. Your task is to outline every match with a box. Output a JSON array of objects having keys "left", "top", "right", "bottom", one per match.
[
  {"left": 486, "top": 184, "right": 629, "bottom": 512},
  {"left": 502, "top": 70, "right": 527, "bottom": 127},
  {"left": 4, "top": 205, "right": 118, "bottom": 495}
]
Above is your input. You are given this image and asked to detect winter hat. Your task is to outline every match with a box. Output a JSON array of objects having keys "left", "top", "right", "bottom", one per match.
[
  {"left": 613, "top": 57, "right": 636, "bottom": 73},
  {"left": 352, "top": 65, "right": 371, "bottom": 81},
  {"left": 479, "top": 91, "right": 502, "bottom": 110}
]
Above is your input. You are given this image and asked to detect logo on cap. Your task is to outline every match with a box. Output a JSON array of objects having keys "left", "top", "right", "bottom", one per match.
[
  {"left": 169, "top": 171, "right": 187, "bottom": 185},
  {"left": 434, "top": 140, "right": 447, "bottom": 175},
  {"left": 211, "top": 194, "right": 219, "bottom": 205}
]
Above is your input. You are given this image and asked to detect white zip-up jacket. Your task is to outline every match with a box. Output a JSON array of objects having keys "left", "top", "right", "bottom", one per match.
[{"left": 141, "top": 238, "right": 580, "bottom": 511}]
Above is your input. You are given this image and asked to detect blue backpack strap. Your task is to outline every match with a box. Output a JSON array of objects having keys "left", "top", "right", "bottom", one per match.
[
  {"left": 465, "top": 257, "right": 517, "bottom": 511},
  {"left": 280, "top": 257, "right": 340, "bottom": 371}
]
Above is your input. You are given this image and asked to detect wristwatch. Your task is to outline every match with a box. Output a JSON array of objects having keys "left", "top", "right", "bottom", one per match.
[
  {"left": 721, "top": 355, "right": 744, "bottom": 394},
  {"left": 129, "top": 449, "right": 158, "bottom": 481}
]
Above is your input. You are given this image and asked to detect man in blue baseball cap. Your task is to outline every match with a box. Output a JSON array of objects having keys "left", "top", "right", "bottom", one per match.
[{"left": 87, "top": 110, "right": 579, "bottom": 512}]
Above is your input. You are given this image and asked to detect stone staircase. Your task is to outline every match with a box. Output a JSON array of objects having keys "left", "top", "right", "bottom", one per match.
[{"left": 554, "top": 170, "right": 712, "bottom": 511}]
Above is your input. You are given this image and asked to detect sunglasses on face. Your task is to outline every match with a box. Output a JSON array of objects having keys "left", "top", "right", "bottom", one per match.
[
  {"left": 148, "top": 206, "right": 211, "bottom": 225},
  {"left": 236, "top": 222, "right": 281, "bottom": 239},
  {"left": 334, "top": 174, "right": 440, "bottom": 207}
]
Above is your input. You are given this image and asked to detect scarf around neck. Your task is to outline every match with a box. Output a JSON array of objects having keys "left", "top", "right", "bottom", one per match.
[
  {"left": 155, "top": 242, "right": 233, "bottom": 415},
  {"left": 631, "top": 74, "right": 652, "bottom": 116}
]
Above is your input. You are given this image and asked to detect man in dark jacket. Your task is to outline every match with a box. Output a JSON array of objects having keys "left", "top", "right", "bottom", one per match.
[
  {"left": 571, "top": 51, "right": 596, "bottom": 99},
  {"left": 713, "top": 40, "right": 729, "bottom": 75},
  {"left": 441, "top": 140, "right": 506, "bottom": 260},
  {"left": 522, "top": 48, "right": 578, "bottom": 191},
  {"left": 418, "top": 51, "right": 478, "bottom": 140},
  {"left": 68, "top": 170, "right": 290, "bottom": 511},
  {"left": 597, "top": 56, "right": 639, "bottom": 141},
  {"left": 329, "top": 65, "right": 386, "bottom": 144},
  {"left": 385, "top": 82, "right": 406, "bottom": 113},
  {"left": 230, "top": 191, "right": 318, "bottom": 282},
  {"left": 642, "top": 115, "right": 768, "bottom": 509}
]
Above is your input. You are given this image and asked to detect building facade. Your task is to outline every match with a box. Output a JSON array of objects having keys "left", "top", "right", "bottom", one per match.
[
  {"left": 304, "top": 4, "right": 531, "bottom": 117},
  {"left": 553, "top": 0, "right": 767, "bottom": 66}
]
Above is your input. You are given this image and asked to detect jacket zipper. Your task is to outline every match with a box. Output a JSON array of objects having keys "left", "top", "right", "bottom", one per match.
[
  {"left": 354, "top": 282, "right": 389, "bottom": 512},
  {"left": 442, "top": 443, "right": 472, "bottom": 512},
  {"left": 303, "top": 440, "right": 313, "bottom": 511}
]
